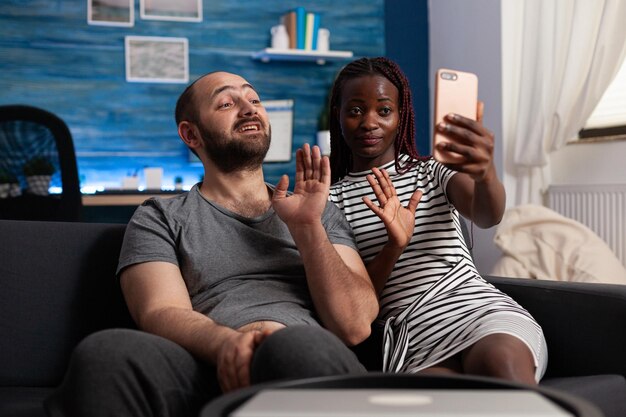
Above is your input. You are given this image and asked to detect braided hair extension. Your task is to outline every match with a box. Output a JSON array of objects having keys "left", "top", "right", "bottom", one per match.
[{"left": 328, "top": 57, "right": 428, "bottom": 183}]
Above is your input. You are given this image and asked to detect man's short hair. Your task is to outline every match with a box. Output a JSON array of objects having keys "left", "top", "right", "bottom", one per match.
[
  {"left": 175, "top": 71, "right": 224, "bottom": 127},
  {"left": 175, "top": 78, "right": 200, "bottom": 126}
]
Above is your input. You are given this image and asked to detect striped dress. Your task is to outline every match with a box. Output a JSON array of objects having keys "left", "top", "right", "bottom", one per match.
[{"left": 329, "top": 155, "right": 547, "bottom": 380}]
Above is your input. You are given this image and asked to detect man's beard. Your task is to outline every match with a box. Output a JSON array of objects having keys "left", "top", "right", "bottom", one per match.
[{"left": 198, "top": 120, "right": 271, "bottom": 173}]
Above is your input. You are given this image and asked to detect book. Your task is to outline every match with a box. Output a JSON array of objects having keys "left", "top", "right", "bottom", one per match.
[
  {"left": 311, "top": 13, "right": 320, "bottom": 50},
  {"left": 294, "top": 6, "right": 306, "bottom": 49},
  {"left": 282, "top": 10, "right": 296, "bottom": 49},
  {"left": 304, "top": 12, "right": 320, "bottom": 50}
]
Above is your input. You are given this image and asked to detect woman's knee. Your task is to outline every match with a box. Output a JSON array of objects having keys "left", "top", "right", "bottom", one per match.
[{"left": 462, "top": 334, "right": 536, "bottom": 384}]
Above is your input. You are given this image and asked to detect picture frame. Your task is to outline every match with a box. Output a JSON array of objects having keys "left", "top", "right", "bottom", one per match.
[
  {"left": 125, "top": 36, "right": 189, "bottom": 84},
  {"left": 263, "top": 99, "right": 294, "bottom": 162},
  {"left": 140, "top": 0, "right": 202, "bottom": 22},
  {"left": 87, "top": 0, "right": 134, "bottom": 27}
]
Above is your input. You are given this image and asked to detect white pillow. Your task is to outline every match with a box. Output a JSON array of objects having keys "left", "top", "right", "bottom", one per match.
[{"left": 491, "top": 204, "right": 626, "bottom": 285}]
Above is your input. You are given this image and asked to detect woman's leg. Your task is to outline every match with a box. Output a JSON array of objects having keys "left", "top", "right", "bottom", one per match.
[
  {"left": 417, "top": 354, "right": 464, "bottom": 376},
  {"left": 461, "top": 333, "right": 537, "bottom": 385}
]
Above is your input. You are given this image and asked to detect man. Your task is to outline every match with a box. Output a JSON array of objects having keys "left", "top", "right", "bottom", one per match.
[{"left": 45, "top": 71, "right": 378, "bottom": 417}]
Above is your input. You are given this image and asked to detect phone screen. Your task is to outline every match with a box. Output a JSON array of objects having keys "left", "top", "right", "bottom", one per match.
[{"left": 433, "top": 69, "right": 478, "bottom": 164}]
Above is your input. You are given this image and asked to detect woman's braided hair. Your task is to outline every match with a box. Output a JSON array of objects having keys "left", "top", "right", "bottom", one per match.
[{"left": 328, "top": 57, "right": 426, "bottom": 183}]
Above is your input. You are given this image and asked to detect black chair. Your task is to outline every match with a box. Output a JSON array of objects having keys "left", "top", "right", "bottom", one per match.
[{"left": 0, "top": 105, "right": 81, "bottom": 221}]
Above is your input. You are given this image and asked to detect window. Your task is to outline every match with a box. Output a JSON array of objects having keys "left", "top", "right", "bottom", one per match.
[{"left": 579, "top": 58, "right": 626, "bottom": 141}]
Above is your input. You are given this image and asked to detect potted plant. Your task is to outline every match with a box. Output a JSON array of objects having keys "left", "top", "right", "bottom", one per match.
[
  {"left": 174, "top": 175, "right": 184, "bottom": 191},
  {"left": 23, "top": 156, "right": 55, "bottom": 196}
]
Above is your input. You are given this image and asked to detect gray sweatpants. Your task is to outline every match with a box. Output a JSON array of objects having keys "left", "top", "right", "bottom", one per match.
[{"left": 44, "top": 325, "right": 366, "bottom": 417}]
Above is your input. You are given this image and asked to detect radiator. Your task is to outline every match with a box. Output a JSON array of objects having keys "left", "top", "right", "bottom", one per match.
[{"left": 546, "top": 184, "right": 626, "bottom": 267}]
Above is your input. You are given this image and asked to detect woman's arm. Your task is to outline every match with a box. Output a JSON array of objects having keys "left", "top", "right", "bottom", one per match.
[
  {"left": 433, "top": 102, "right": 506, "bottom": 228},
  {"left": 362, "top": 167, "right": 422, "bottom": 295}
]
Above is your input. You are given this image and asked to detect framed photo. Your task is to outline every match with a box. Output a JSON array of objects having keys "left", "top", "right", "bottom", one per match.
[
  {"left": 88, "top": 0, "right": 134, "bottom": 27},
  {"left": 140, "top": 0, "right": 202, "bottom": 22},
  {"left": 263, "top": 99, "right": 294, "bottom": 162},
  {"left": 125, "top": 36, "right": 189, "bottom": 84}
]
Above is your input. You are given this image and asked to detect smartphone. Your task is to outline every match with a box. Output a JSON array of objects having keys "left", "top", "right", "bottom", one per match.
[{"left": 433, "top": 68, "right": 478, "bottom": 164}]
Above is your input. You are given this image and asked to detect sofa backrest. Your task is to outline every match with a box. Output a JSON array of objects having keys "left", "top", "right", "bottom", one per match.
[{"left": 0, "top": 220, "right": 135, "bottom": 387}]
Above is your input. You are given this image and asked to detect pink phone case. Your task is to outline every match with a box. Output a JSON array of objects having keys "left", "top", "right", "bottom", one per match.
[{"left": 433, "top": 68, "right": 478, "bottom": 164}]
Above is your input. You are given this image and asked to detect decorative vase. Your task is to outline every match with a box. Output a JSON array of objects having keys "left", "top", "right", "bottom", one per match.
[
  {"left": 26, "top": 175, "right": 51, "bottom": 196},
  {"left": 316, "top": 130, "right": 331, "bottom": 156}
]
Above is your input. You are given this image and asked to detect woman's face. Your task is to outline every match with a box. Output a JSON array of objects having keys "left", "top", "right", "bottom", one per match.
[{"left": 338, "top": 74, "right": 400, "bottom": 172}]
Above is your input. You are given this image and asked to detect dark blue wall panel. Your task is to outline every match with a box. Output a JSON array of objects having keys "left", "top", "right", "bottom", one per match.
[
  {"left": 385, "top": 0, "right": 430, "bottom": 157},
  {"left": 0, "top": 0, "right": 384, "bottom": 191}
]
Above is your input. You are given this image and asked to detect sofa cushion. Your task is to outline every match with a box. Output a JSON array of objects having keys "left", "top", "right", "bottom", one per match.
[
  {"left": 0, "top": 387, "right": 50, "bottom": 417},
  {"left": 492, "top": 204, "right": 626, "bottom": 284},
  {"left": 542, "top": 374, "right": 626, "bottom": 417},
  {"left": 0, "top": 220, "right": 134, "bottom": 387}
]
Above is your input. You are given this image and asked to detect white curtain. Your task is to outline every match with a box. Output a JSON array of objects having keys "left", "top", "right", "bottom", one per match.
[{"left": 502, "top": 0, "right": 626, "bottom": 206}]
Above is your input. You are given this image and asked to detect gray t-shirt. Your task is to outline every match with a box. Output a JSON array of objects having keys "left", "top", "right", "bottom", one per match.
[{"left": 117, "top": 184, "right": 358, "bottom": 329}]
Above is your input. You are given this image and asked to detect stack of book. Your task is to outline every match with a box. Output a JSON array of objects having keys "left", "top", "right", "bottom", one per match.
[{"left": 281, "top": 7, "right": 322, "bottom": 50}]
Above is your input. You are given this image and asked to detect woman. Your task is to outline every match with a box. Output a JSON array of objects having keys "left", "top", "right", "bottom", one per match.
[{"left": 328, "top": 57, "right": 547, "bottom": 384}]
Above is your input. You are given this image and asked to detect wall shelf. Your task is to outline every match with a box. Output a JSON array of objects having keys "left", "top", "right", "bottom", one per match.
[{"left": 252, "top": 48, "right": 353, "bottom": 65}]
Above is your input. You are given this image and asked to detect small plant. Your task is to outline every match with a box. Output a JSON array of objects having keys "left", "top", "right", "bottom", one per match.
[
  {"left": 174, "top": 175, "right": 184, "bottom": 190},
  {"left": 23, "top": 156, "right": 55, "bottom": 176}
]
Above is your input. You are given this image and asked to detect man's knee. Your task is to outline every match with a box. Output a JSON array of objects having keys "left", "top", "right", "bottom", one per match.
[
  {"left": 250, "top": 326, "right": 366, "bottom": 384},
  {"left": 252, "top": 326, "right": 344, "bottom": 368},
  {"left": 70, "top": 328, "right": 160, "bottom": 372}
]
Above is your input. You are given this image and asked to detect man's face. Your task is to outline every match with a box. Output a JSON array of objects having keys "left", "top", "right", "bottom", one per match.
[{"left": 193, "top": 72, "right": 271, "bottom": 173}]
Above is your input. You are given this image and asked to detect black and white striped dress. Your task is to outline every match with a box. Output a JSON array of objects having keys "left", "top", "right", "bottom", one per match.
[{"left": 329, "top": 155, "right": 547, "bottom": 380}]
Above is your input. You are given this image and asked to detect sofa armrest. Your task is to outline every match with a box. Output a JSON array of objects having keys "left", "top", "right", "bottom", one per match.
[
  {"left": 485, "top": 275, "right": 626, "bottom": 379},
  {"left": 0, "top": 220, "right": 134, "bottom": 387}
]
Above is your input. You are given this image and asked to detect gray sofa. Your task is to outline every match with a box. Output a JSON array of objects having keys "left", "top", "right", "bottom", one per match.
[{"left": 1, "top": 219, "right": 625, "bottom": 417}]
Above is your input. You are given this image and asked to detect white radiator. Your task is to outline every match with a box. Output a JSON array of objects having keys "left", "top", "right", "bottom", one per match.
[{"left": 546, "top": 184, "right": 626, "bottom": 267}]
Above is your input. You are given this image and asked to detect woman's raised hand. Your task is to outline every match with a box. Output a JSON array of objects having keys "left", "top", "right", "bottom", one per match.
[{"left": 363, "top": 167, "right": 422, "bottom": 250}]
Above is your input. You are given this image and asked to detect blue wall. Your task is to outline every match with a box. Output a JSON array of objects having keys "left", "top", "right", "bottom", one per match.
[
  {"left": 385, "top": 0, "right": 430, "bottom": 157},
  {"left": 0, "top": 0, "right": 385, "bottom": 192}
]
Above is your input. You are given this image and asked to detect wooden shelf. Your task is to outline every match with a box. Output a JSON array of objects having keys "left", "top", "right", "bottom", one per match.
[
  {"left": 82, "top": 191, "right": 182, "bottom": 206},
  {"left": 252, "top": 48, "right": 353, "bottom": 65}
]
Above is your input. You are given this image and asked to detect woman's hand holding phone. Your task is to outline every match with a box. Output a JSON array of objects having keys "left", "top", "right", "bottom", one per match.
[
  {"left": 434, "top": 101, "right": 497, "bottom": 183},
  {"left": 433, "top": 68, "right": 478, "bottom": 165},
  {"left": 433, "top": 68, "right": 496, "bottom": 183}
]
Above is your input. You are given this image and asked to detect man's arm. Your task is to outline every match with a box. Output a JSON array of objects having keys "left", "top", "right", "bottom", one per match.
[
  {"left": 272, "top": 144, "right": 379, "bottom": 346},
  {"left": 120, "top": 261, "right": 266, "bottom": 392},
  {"left": 288, "top": 218, "right": 378, "bottom": 346}
]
